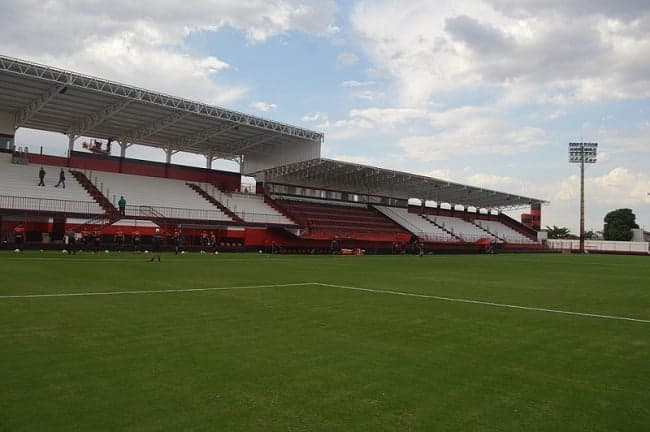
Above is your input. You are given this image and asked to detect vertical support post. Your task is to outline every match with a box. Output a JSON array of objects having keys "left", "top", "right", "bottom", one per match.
[
  {"left": 579, "top": 145, "right": 585, "bottom": 254},
  {"left": 205, "top": 153, "right": 214, "bottom": 169},
  {"left": 67, "top": 134, "right": 77, "bottom": 166}
]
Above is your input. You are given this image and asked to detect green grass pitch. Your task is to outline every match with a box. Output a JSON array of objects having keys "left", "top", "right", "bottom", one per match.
[{"left": 1, "top": 252, "right": 649, "bottom": 431}]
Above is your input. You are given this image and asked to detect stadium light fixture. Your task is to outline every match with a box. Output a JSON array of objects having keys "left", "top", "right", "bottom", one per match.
[{"left": 568, "top": 142, "right": 598, "bottom": 253}]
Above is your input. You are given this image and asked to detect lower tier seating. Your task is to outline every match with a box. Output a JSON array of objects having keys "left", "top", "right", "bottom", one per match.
[{"left": 277, "top": 199, "right": 411, "bottom": 241}]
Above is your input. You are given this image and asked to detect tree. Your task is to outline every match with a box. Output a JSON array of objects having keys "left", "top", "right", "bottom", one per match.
[
  {"left": 545, "top": 225, "right": 571, "bottom": 239},
  {"left": 584, "top": 230, "right": 599, "bottom": 240},
  {"left": 603, "top": 208, "right": 639, "bottom": 241}
]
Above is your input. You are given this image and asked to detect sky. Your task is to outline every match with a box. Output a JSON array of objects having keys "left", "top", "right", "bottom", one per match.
[{"left": 1, "top": 0, "right": 649, "bottom": 233}]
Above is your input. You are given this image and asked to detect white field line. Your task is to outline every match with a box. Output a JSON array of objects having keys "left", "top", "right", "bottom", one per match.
[
  {"left": 0, "top": 283, "right": 316, "bottom": 299},
  {"left": 1, "top": 281, "right": 648, "bottom": 324},
  {"left": 314, "top": 283, "right": 650, "bottom": 324}
]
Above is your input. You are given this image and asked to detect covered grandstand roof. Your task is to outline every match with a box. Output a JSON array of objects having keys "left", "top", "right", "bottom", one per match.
[
  {"left": 0, "top": 54, "right": 322, "bottom": 173},
  {"left": 253, "top": 158, "right": 547, "bottom": 209}
]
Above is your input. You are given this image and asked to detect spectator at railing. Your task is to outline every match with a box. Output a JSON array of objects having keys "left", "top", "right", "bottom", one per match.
[{"left": 118, "top": 196, "right": 126, "bottom": 216}]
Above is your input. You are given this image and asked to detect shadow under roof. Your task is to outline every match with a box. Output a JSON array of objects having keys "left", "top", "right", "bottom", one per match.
[
  {"left": 0, "top": 54, "right": 322, "bottom": 171},
  {"left": 253, "top": 158, "right": 548, "bottom": 210}
]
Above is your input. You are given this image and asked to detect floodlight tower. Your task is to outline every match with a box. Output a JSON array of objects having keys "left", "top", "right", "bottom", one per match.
[{"left": 569, "top": 142, "right": 598, "bottom": 253}]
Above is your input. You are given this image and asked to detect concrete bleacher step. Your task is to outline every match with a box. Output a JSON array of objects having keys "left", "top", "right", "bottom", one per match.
[
  {"left": 422, "top": 215, "right": 464, "bottom": 241},
  {"left": 186, "top": 183, "right": 243, "bottom": 223},
  {"left": 469, "top": 219, "right": 504, "bottom": 242}
]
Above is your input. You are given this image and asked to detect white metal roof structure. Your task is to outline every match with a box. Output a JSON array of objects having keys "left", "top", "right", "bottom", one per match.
[
  {"left": 1, "top": 55, "right": 546, "bottom": 210},
  {"left": 0, "top": 54, "right": 322, "bottom": 173},
  {"left": 254, "top": 158, "right": 547, "bottom": 210}
]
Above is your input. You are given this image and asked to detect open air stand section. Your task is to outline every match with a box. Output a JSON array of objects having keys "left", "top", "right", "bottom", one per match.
[{"left": 0, "top": 54, "right": 554, "bottom": 254}]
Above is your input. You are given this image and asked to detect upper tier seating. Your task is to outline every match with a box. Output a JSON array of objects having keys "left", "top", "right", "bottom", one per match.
[
  {"left": 208, "top": 188, "right": 294, "bottom": 224},
  {"left": 278, "top": 199, "right": 410, "bottom": 241},
  {"left": 474, "top": 219, "right": 536, "bottom": 244},
  {"left": 374, "top": 206, "right": 459, "bottom": 242},
  {"left": 89, "top": 171, "right": 231, "bottom": 221},
  {"left": 423, "top": 214, "right": 495, "bottom": 242},
  {"left": 0, "top": 157, "right": 103, "bottom": 214}
]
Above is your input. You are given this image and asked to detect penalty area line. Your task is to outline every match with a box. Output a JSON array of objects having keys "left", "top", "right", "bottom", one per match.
[
  {"left": 314, "top": 283, "right": 650, "bottom": 324},
  {"left": 0, "top": 282, "right": 318, "bottom": 299}
]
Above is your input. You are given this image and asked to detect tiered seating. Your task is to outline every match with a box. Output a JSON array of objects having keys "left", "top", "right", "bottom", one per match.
[
  {"left": 474, "top": 219, "right": 536, "bottom": 244},
  {"left": 0, "top": 158, "right": 103, "bottom": 214},
  {"left": 278, "top": 199, "right": 410, "bottom": 241},
  {"left": 210, "top": 189, "right": 295, "bottom": 225},
  {"left": 374, "top": 206, "right": 459, "bottom": 242},
  {"left": 90, "top": 171, "right": 232, "bottom": 221},
  {"left": 424, "top": 215, "right": 494, "bottom": 242}
]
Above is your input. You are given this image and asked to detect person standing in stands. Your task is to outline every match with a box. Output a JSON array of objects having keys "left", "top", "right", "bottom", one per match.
[
  {"left": 54, "top": 168, "right": 66, "bottom": 188},
  {"left": 150, "top": 228, "right": 162, "bottom": 262},
  {"left": 118, "top": 196, "right": 126, "bottom": 216},
  {"left": 38, "top": 167, "right": 45, "bottom": 186}
]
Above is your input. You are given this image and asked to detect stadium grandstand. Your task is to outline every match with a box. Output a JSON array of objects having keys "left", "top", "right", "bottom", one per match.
[{"left": 0, "top": 54, "right": 547, "bottom": 253}]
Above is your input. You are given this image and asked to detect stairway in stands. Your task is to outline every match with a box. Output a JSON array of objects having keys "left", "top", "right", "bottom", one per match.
[
  {"left": 421, "top": 215, "right": 464, "bottom": 242},
  {"left": 469, "top": 220, "right": 504, "bottom": 242},
  {"left": 186, "top": 183, "right": 243, "bottom": 223},
  {"left": 69, "top": 170, "right": 119, "bottom": 215}
]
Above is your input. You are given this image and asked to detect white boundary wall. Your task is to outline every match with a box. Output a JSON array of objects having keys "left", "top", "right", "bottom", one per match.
[{"left": 548, "top": 239, "right": 649, "bottom": 254}]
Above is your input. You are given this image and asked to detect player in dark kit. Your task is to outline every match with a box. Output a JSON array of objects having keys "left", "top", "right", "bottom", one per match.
[
  {"left": 150, "top": 228, "right": 161, "bottom": 262},
  {"left": 14, "top": 225, "right": 25, "bottom": 251},
  {"left": 132, "top": 230, "right": 141, "bottom": 253}
]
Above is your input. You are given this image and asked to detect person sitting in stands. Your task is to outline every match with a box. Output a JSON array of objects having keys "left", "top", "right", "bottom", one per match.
[
  {"left": 38, "top": 167, "right": 45, "bottom": 187},
  {"left": 54, "top": 168, "right": 66, "bottom": 188}
]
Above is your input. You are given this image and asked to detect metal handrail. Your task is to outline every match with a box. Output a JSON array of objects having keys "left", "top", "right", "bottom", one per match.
[{"left": 0, "top": 194, "right": 103, "bottom": 214}]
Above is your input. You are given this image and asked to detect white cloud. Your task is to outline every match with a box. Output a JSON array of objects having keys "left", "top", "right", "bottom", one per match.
[
  {"left": 301, "top": 112, "right": 328, "bottom": 122},
  {"left": 341, "top": 80, "right": 377, "bottom": 87},
  {"left": 337, "top": 51, "right": 359, "bottom": 66},
  {"left": 350, "top": 0, "right": 650, "bottom": 106},
  {"left": 555, "top": 167, "right": 650, "bottom": 205},
  {"left": 250, "top": 101, "right": 278, "bottom": 112},
  {"left": 0, "top": 1, "right": 339, "bottom": 106}
]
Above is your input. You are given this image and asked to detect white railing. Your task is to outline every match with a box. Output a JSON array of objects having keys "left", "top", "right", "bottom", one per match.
[
  {"left": 124, "top": 204, "right": 230, "bottom": 221},
  {"left": 0, "top": 194, "right": 103, "bottom": 214},
  {"left": 548, "top": 240, "right": 649, "bottom": 254}
]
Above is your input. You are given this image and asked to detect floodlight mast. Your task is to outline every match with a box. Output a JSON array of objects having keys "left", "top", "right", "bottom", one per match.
[{"left": 568, "top": 142, "right": 598, "bottom": 253}]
